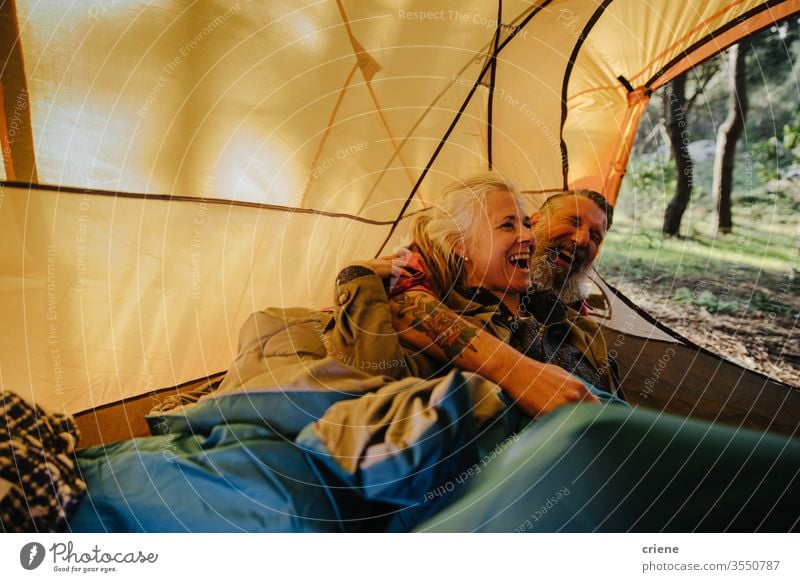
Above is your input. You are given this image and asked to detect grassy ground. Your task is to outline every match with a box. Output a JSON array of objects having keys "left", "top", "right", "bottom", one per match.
[{"left": 597, "top": 158, "right": 800, "bottom": 385}]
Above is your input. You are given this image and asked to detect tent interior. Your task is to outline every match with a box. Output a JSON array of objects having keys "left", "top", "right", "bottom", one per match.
[{"left": 2, "top": 0, "right": 799, "bottom": 452}]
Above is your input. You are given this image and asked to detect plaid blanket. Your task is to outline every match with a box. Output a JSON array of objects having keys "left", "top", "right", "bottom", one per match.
[{"left": 0, "top": 392, "right": 86, "bottom": 532}]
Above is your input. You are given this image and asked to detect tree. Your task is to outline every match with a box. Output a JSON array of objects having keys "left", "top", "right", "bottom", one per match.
[
  {"left": 712, "top": 41, "right": 749, "bottom": 234},
  {"left": 662, "top": 76, "right": 694, "bottom": 237},
  {"left": 662, "top": 59, "right": 722, "bottom": 237},
  {"left": 653, "top": 22, "right": 797, "bottom": 237}
]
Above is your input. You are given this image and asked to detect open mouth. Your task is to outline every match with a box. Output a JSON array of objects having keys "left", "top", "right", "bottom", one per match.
[
  {"left": 547, "top": 247, "right": 577, "bottom": 270},
  {"left": 508, "top": 252, "right": 531, "bottom": 270}
]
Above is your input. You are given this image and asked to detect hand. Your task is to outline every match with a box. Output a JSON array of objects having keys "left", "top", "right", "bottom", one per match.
[
  {"left": 348, "top": 246, "right": 430, "bottom": 281},
  {"left": 500, "top": 359, "right": 599, "bottom": 418},
  {"left": 347, "top": 254, "right": 412, "bottom": 280}
]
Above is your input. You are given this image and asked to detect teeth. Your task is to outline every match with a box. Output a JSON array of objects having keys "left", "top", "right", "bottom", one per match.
[
  {"left": 547, "top": 247, "right": 575, "bottom": 267},
  {"left": 508, "top": 252, "right": 530, "bottom": 269}
]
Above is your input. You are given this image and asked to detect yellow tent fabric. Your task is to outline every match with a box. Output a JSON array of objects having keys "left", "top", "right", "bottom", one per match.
[{"left": 1, "top": 0, "right": 797, "bottom": 412}]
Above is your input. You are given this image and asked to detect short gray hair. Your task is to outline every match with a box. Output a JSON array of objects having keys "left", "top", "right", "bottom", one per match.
[{"left": 539, "top": 189, "right": 613, "bottom": 228}]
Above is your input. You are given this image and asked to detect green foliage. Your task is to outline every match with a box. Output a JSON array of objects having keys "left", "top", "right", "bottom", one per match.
[
  {"left": 610, "top": 20, "right": 800, "bottom": 316},
  {"left": 672, "top": 287, "right": 739, "bottom": 314},
  {"left": 751, "top": 138, "right": 779, "bottom": 182},
  {"left": 631, "top": 23, "right": 799, "bottom": 148},
  {"left": 782, "top": 113, "right": 800, "bottom": 160},
  {"left": 624, "top": 158, "right": 676, "bottom": 206},
  {"left": 744, "top": 22, "right": 800, "bottom": 143},
  {"left": 615, "top": 157, "right": 675, "bottom": 224},
  {"left": 599, "top": 174, "right": 799, "bottom": 318},
  {"left": 746, "top": 21, "right": 800, "bottom": 87},
  {"left": 750, "top": 112, "right": 800, "bottom": 181}
]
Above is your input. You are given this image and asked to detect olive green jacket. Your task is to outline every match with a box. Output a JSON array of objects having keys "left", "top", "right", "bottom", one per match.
[{"left": 325, "top": 270, "right": 617, "bottom": 393}]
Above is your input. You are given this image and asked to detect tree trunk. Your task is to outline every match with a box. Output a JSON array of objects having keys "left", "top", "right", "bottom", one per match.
[
  {"left": 662, "top": 75, "right": 694, "bottom": 237},
  {"left": 712, "top": 42, "right": 749, "bottom": 234}
]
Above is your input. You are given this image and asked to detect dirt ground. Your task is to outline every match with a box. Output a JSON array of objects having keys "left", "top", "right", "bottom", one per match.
[{"left": 612, "top": 270, "right": 800, "bottom": 387}]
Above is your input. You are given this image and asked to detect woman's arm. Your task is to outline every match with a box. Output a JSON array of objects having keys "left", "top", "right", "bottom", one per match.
[
  {"left": 324, "top": 265, "right": 410, "bottom": 379},
  {"left": 340, "top": 255, "right": 597, "bottom": 417},
  {"left": 389, "top": 289, "right": 598, "bottom": 418}
]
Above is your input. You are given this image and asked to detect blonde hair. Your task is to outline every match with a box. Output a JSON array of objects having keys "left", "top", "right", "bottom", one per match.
[{"left": 410, "top": 173, "right": 525, "bottom": 295}]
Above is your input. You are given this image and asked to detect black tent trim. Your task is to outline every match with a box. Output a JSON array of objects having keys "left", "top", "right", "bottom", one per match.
[
  {"left": 0, "top": 180, "right": 398, "bottom": 226},
  {"left": 374, "top": 0, "right": 555, "bottom": 257},
  {"left": 645, "top": 0, "right": 792, "bottom": 88},
  {"left": 559, "top": 0, "right": 615, "bottom": 190},
  {"left": 486, "top": 0, "right": 503, "bottom": 171}
]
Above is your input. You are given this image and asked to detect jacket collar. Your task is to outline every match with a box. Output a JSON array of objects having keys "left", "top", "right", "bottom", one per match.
[{"left": 447, "top": 284, "right": 526, "bottom": 321}]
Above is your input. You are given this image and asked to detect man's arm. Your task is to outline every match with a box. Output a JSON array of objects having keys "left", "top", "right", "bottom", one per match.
[{"left": 389, "top": 289, "right": 598, "bottom": 418}]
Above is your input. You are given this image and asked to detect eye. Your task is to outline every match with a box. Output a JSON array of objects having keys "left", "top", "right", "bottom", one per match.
[{"left": 500, "top": 222, "right": 514, "bottom": 230}]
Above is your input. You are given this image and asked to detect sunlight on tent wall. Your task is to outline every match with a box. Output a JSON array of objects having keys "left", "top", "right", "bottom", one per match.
[
  {"left": 213, "top": 127, "right": 302, "bottom": 206},
  {"left": 13, "top": 0, "right": 509, "bottom": 219},
  {"left": 15, "top": 1, "right": 347, "bottom": 204},
  {"left": 0, "top": 183, "right": 387, "bottom": 412}
]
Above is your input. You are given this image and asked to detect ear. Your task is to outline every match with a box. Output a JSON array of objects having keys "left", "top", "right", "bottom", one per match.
[
  {"left": 453, "top": 236, "right": 467, "bottom": 257},
  {"left": 454, "top": 239, "right": 471, "bottom": 265},
  {"left": 531, "top": 212, "right": 541, "bottom": 228}
]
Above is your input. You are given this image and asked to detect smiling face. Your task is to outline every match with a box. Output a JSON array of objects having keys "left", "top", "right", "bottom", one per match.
[
  {"left": 463, "top": 189, "right": 534, "bottom": 305},
  {"left": 530, "top": 194, "right": 607, "bottom": 301}
]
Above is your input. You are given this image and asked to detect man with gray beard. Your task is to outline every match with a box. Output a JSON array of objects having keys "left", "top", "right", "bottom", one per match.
[
  {"left": 514, "top": 189, "right": 618, "bottom": 393},
  {"left": 529, "top": 190, "right": 612, "bottom": 310}
]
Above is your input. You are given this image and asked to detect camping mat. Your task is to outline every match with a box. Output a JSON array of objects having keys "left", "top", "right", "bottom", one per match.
[{"left": 418, "top": 403, "right": 800, "bottom": 532}]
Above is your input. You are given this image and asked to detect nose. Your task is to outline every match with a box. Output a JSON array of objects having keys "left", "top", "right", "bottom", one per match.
[
  {"left": 570, "top": 227, "right": 590, "bottom": 246},
  {"left": 518, "top": 223, "right": 534, "bottom": 246}
]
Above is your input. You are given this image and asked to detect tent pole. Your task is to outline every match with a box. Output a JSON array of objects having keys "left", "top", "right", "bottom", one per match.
[
  {"left": 605, "top": 87, "right": 651, "bottom": 206},
  {"left": 643, "top": 0, "right": 798, "bottom": 90},
  {"left": 486, "top": 0, "right": 502, "bottom": 170},
  {"left": 374, "top": 1, "right": 554, "bottom": 257},
  {"left": 0, "top": 0, "right": 37, "bottom": 183}
]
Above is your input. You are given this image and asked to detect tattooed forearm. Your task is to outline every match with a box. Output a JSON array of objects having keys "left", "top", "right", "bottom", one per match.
[{"left": 394, "top": 293, "right": 478, "bottom": 361}]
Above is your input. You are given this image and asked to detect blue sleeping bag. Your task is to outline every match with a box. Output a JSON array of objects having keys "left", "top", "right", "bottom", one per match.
[
  {"left": 69, "top": 370, "right": 485, "bottom": 532},
  {"left": 68, "top": 369, "right": 799, "bottom": 532}
]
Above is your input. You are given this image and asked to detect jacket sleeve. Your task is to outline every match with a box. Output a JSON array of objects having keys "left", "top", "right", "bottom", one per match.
[{"left": 324, "top": 266, "right": 412, "bottom": 380}]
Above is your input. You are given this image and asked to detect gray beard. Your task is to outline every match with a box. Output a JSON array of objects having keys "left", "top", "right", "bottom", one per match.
[{"left": 529, "top": 253, "right": 591, "bottom": 304}]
